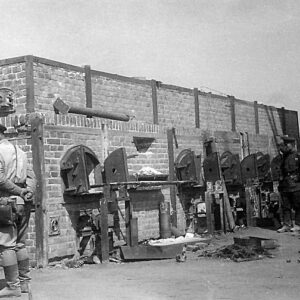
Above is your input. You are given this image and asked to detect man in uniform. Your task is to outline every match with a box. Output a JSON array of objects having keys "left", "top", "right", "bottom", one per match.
[
  {"left": 0, "top": 123, "right": 36, "bottom": 297},
  {"left": 277, "top": 135, "right": 300, "bottom": 233}
]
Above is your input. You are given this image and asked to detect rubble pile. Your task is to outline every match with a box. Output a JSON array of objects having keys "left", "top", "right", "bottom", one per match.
[{"left": 199, "top": 243, "right": 272, "bottom": 262}]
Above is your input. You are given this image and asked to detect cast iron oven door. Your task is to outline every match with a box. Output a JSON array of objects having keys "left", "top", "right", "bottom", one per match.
[
  {"left": 241, "top": 153, "right": 258, "bottom": 184},
  {"left": 270, "top": 154, "right": 282, "bottom": 181},
  {"left": 175, "top": 149, "right": 201, "bottom": 183},
  {"left": 203, "top": 152, "right": 221, "bottom": 184},
  {"left": 256, "top": 152, "right": 271, "bottom": 182},
  {"left": 60, "top": 145, "right": 100, "bottom": 195},
  {"left": 220, "top": 151, "right": 242, "bottom": 185}
]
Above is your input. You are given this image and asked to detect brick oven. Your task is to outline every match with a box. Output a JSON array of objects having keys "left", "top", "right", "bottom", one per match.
[{"left": 0, "top": 55, "right": 298, "bottom": 266}]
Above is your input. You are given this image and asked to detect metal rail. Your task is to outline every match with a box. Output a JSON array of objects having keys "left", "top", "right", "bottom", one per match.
[{"left": 90, "top": 180, "right": 202, "bottom": 188}]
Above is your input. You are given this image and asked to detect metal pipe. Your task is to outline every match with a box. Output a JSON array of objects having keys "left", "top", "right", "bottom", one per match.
[{"left": 53, "top": 98, "right": 131, "bottom": 122}]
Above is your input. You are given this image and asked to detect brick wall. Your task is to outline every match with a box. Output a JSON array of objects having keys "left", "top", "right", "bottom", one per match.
[
  {"left": 34, "top": 62, "right": 85, "bottom": 113},
  {"left": 0, "top": 55, "right": 299, "bottom": 264},
  {"left": 157, "top": 87, "right": 195, "bottom": 128},
  {"left": 92, "top": 74, "right": 153, "bottom": 123},
  {"left": 198, "top": 93, "right": 232, "bottom": 132},
  {"left": 0, "top": 61, "right": 27, "bottom": 113},
  {"left": 1, "top": 56, "right": 298, "bottom": 139}
]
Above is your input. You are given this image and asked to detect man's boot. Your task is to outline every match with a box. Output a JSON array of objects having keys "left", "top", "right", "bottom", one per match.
[
  {"left": 17, "top": 247, "right": 31, "bottom": 293},
  {"left": 0, "top": 250, "right": 21, "bottom": 298},
  {"left": 277, "top": 224, "right": 291, "bottom": 233}
]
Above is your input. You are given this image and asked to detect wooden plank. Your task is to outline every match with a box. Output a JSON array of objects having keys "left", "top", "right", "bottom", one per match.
[
  {"left": 194, "top": 88, "right": 200, "bottom": 128},
  {"left": 245, "top": 185, "right": 254, "bottom": 227},
  {"left": 205, "top": 191, "right": 214, "bottom": 234},
  {"left": 216, "top": 151, "right": 235, "bottom": 231},
  {"left": 281, "top": 107, "right": 286, "bottom": 135},
  {"left": 120, "top": 244, "right": 184, "bottom": 261},
  {"left": 220, "top": 179, "right": 236, "bottom": 231},
  {"left": 30, "top": 115, "right": 47, "bottom": 267},
  {"left": 125, "top": 199, "right": 133, "bottom": 246},
  {"left": 254, "top": 101, "right": 259, "bottom": 134},
  {"left": 167, "top": 129, "right": 177, "bottom": 227},
  {"left": 101, "top": 185, "right": 110, "bottom": 262},
  {"left": 25, "top": 55, "right": 35, "bottom": 113},
  {"left": 84, "top": 65, "right": 92, "bottom": 109},
  {"left": 151, "top": 79, "right": 158, "bottom": 124},
  {"left": 219, "top": 194, "right": 225, "bottom": 233},
  {"left": 130, "top": 217, "right": 138, "bottom": 246}
]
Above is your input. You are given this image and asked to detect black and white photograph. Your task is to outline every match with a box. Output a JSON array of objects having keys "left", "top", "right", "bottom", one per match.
[{"left": 0, "top": 1, "right": 299, "bottom": 299}]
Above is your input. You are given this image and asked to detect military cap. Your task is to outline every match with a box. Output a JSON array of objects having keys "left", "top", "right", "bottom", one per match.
[
  {"left": 0, "top": 124, "right": 7, "bottom": 133},
  {"left": 281, "top": 135, "right": 296, "bottom": 144}
]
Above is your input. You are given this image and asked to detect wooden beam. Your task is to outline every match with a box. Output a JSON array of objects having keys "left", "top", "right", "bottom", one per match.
[
  {"left": 101, "top": 185, "right": 110, "bottom": 262},
  {"left": 30, "top": 114, "right": 47, "bottom": 267},
  {"left": 25, "top": 55, "right": 35, "bottom": 113},
  {"left": 254, "top": 101, "right": 259, "bottom": 134},
  {"left": 194, "top": 88, "right": 200, "bottom": 128},
  {"left": 245, "top": 184, "right": 256, "bottom": 227},
  {"left": 230, "top": 97, "right": 236, "bottom": 132},
  {"left": 84, "top": 65, "right": 92, "bottom": 109},
  {"left": 125, "top": 198, "right": 137, "bottom": 246},
  {"left": 0, "top": 56, "right": 26, "bottom": 66},
  {"left": 151, "top": 80, "right": 158, "bottom": 124},
  {"left": 167, "top": 129, "right": 177, "bottom": 227}
]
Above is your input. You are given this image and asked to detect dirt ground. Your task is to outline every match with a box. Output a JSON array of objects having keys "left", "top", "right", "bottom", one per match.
[{"left": 1, "top": 227, "right": 300, "bottom": 300}]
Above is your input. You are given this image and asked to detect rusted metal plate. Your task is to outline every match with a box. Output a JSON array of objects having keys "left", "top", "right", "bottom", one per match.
[
  {"left": 203, "top": 152, "right": 221, "bottom": 184},
  {"left": 220, "top": 151, "right": 242, "bottom": 185},
  {"left": 241, "top": 154, "right": 258, "bottom": 183},
  {"left": 120, "top": 244, "right": 184, "bottom": 261},
  {"left": 256, "top": 152, "right": 271, "bottom": 181},
  {"left": 271, "top": 154, "right": 282, "bottom": 181},
  {"left": 234, "top": 236, "right": 277, "bottom": 249},
  {"left": 104, "top": 148, "right": 129, "bottom": 183}
]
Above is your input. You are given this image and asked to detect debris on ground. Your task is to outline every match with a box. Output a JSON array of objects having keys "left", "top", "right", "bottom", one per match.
[
  {"left": 186, "top": 242, "right": 209, "bottom": 252},
  {"left": 176, "top": 245, "right": 187, "bottom": 262},
  {"left": 48, "top": 255, "right": 101, "bottom": 269},
  {"left": 146, "top": 233, "right": 211, "bottom": 246},
  {"left": 198, "top": 243, "right": 274, "bottom": 262},
  {"left": 48, "top": 258, "right": 85, "bottom": 269},
  {"left": 65, "top": 258, "right": 85, "bottom": 268}
]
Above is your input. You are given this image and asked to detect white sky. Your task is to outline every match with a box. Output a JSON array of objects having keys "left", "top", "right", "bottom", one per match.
[{"left": 1, "top": 0, "right": 300, "bottom": 113}]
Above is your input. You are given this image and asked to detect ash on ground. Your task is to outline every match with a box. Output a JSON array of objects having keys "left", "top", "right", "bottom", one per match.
[{"left": 198, "top": 243, "right": 274, "bottom": 262}]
